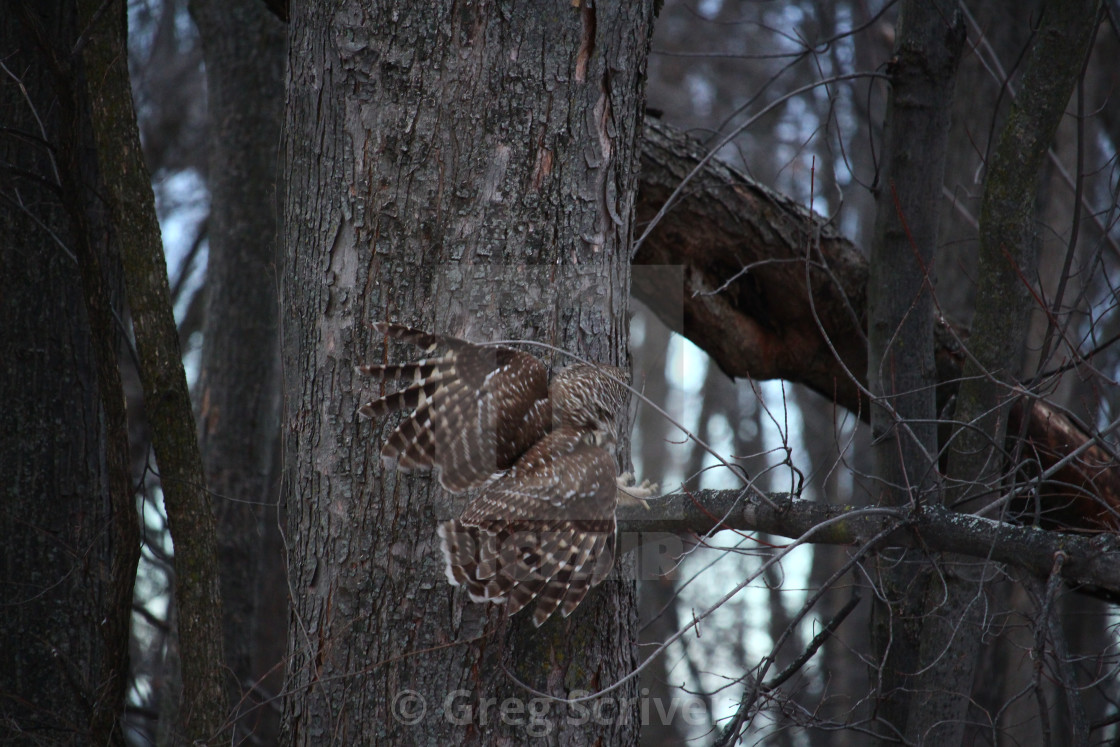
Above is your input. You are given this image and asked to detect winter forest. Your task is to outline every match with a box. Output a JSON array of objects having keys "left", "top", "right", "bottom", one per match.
[{"left": 3, "top": 0, "right": 1120, "bottom": 745}]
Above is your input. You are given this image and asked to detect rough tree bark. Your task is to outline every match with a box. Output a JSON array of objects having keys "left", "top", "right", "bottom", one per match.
[
  {"left": 77, "top": 0, "right": 230, "bottom": 741},
  {"left": 189, "top": 0, "right": 287, "bottom": 739},
  {"left": 1, "top": 4, "right": 138, "bottom": 742},
  {"left": 280, "top": 2, "right": 655, "bottom": 743}
]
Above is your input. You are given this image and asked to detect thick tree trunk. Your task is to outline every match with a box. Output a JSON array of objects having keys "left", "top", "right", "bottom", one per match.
[
  {"left": 280, "top": 2, "right": 655, "bottom": 743},
  {"left": 0, "top": 4, "right": 138, "bottom": 743},
  {"left": 189, "top": 0, "right": 287, "bottom": 740}
]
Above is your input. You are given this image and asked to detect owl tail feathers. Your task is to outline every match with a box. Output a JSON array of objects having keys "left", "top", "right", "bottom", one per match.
[
  {"left": 437, "top": 520, "right": 615, "bottom": 628},
  {"left": 373, "top": 321, "right": 478, "bottom": 354},
  {"left": 437, "top": 520, "right": 504, "bottom": 604}
]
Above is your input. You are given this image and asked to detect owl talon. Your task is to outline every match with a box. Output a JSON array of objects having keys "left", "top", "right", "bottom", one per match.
[{"left": 616, "top": 472, "right": 658, "bottom": 508}]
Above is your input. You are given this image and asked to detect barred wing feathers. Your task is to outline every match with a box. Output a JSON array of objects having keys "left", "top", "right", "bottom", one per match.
[
  {"left": 357, "top": 322, "right": 552, "bottom": 492},
  {"left": 437, "top": 428, "right": 617, "bottom": 627}
]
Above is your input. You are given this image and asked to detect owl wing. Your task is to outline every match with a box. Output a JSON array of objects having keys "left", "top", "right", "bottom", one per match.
[
  {"left": 438, "top": 428, "right": 618, "bottom": 627},
  {"left": 357, "top": 322, "right": 552, "bottom": 492}
]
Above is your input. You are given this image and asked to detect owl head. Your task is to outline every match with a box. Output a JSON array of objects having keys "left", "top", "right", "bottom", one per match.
[{"left": 549, "top": 364, "right": 630, "bottom": 443}]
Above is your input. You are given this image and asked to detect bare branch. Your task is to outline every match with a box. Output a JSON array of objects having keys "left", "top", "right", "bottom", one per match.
[{"left": 618, "top": 491, "right": 1120, "bottom": 596}]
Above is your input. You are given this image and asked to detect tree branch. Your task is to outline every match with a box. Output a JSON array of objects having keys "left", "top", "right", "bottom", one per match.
[
  {"left": 617, "top": 491, "right": 1120, "bottom": 597},
  {"left": 634, "top": 117, "right": 1120, "bottom": 532}
]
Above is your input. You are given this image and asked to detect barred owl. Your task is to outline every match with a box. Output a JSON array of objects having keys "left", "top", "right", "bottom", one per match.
[{"left": 357, "top": 322, "right": 651, "bottom": 626}]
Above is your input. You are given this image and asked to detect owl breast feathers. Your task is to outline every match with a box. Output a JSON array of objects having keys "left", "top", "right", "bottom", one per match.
[{"left": 357, "top": 322, "right": 630, "bottom": 626}]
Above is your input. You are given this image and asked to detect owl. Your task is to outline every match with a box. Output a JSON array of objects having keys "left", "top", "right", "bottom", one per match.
[{"left": 357, "top": 322, "right": 653, "bottom": 626}]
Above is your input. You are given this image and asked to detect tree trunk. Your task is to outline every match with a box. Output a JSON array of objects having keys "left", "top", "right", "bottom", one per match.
[
  {"left": 77, "top": 0, "right": 231, "bottom": 741},
  {"left": 280, "top": 2, "right": 656, "bottom": 743},
  {"left": 633, "top": 310, "right": 690, "bottom": 746},
  {"left": 189, "top": 0, "right": 287, "bottom": 740},
  {"left": 935, "top": 1, "right": 1102, "bottom": 743},
  {"left": 947, "top": 0, "right": 1103, "bottom": 508},
  {"left": 864, "top": 1, "right": 965, "bottom": 740},
  {"left": 1, "top": 3, "right": 138, "bottom": 743}
]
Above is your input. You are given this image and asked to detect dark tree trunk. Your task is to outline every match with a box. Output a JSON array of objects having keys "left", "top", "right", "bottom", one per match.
[
  {"left": 937, "top": 1, "right": 1102, "bottom": 743},
  {"left": 864, "top": 2, "right": 965, "bottom": 741},
  {"left": 0, "top": 3, "right": 138, "bottom": 743},
  {"left": 77, "top": 0, "right": 230, "bottom": 741},
  {"left": 189, "top": 0, "right": 287, "bottom": 740},
  {"left": 280, "top": 2, "right": 655, "bottom": 743},
  {"left": 947, "top": 0, "right": 1103, "bottom": 506}
]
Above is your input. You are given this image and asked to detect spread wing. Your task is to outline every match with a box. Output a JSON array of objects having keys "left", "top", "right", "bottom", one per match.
[
  {"left": 437, "top": 429, "right": 618, "bottom": 627},
  {"left": 357, "top": 322, "right": 552, "bottom": 492}
]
